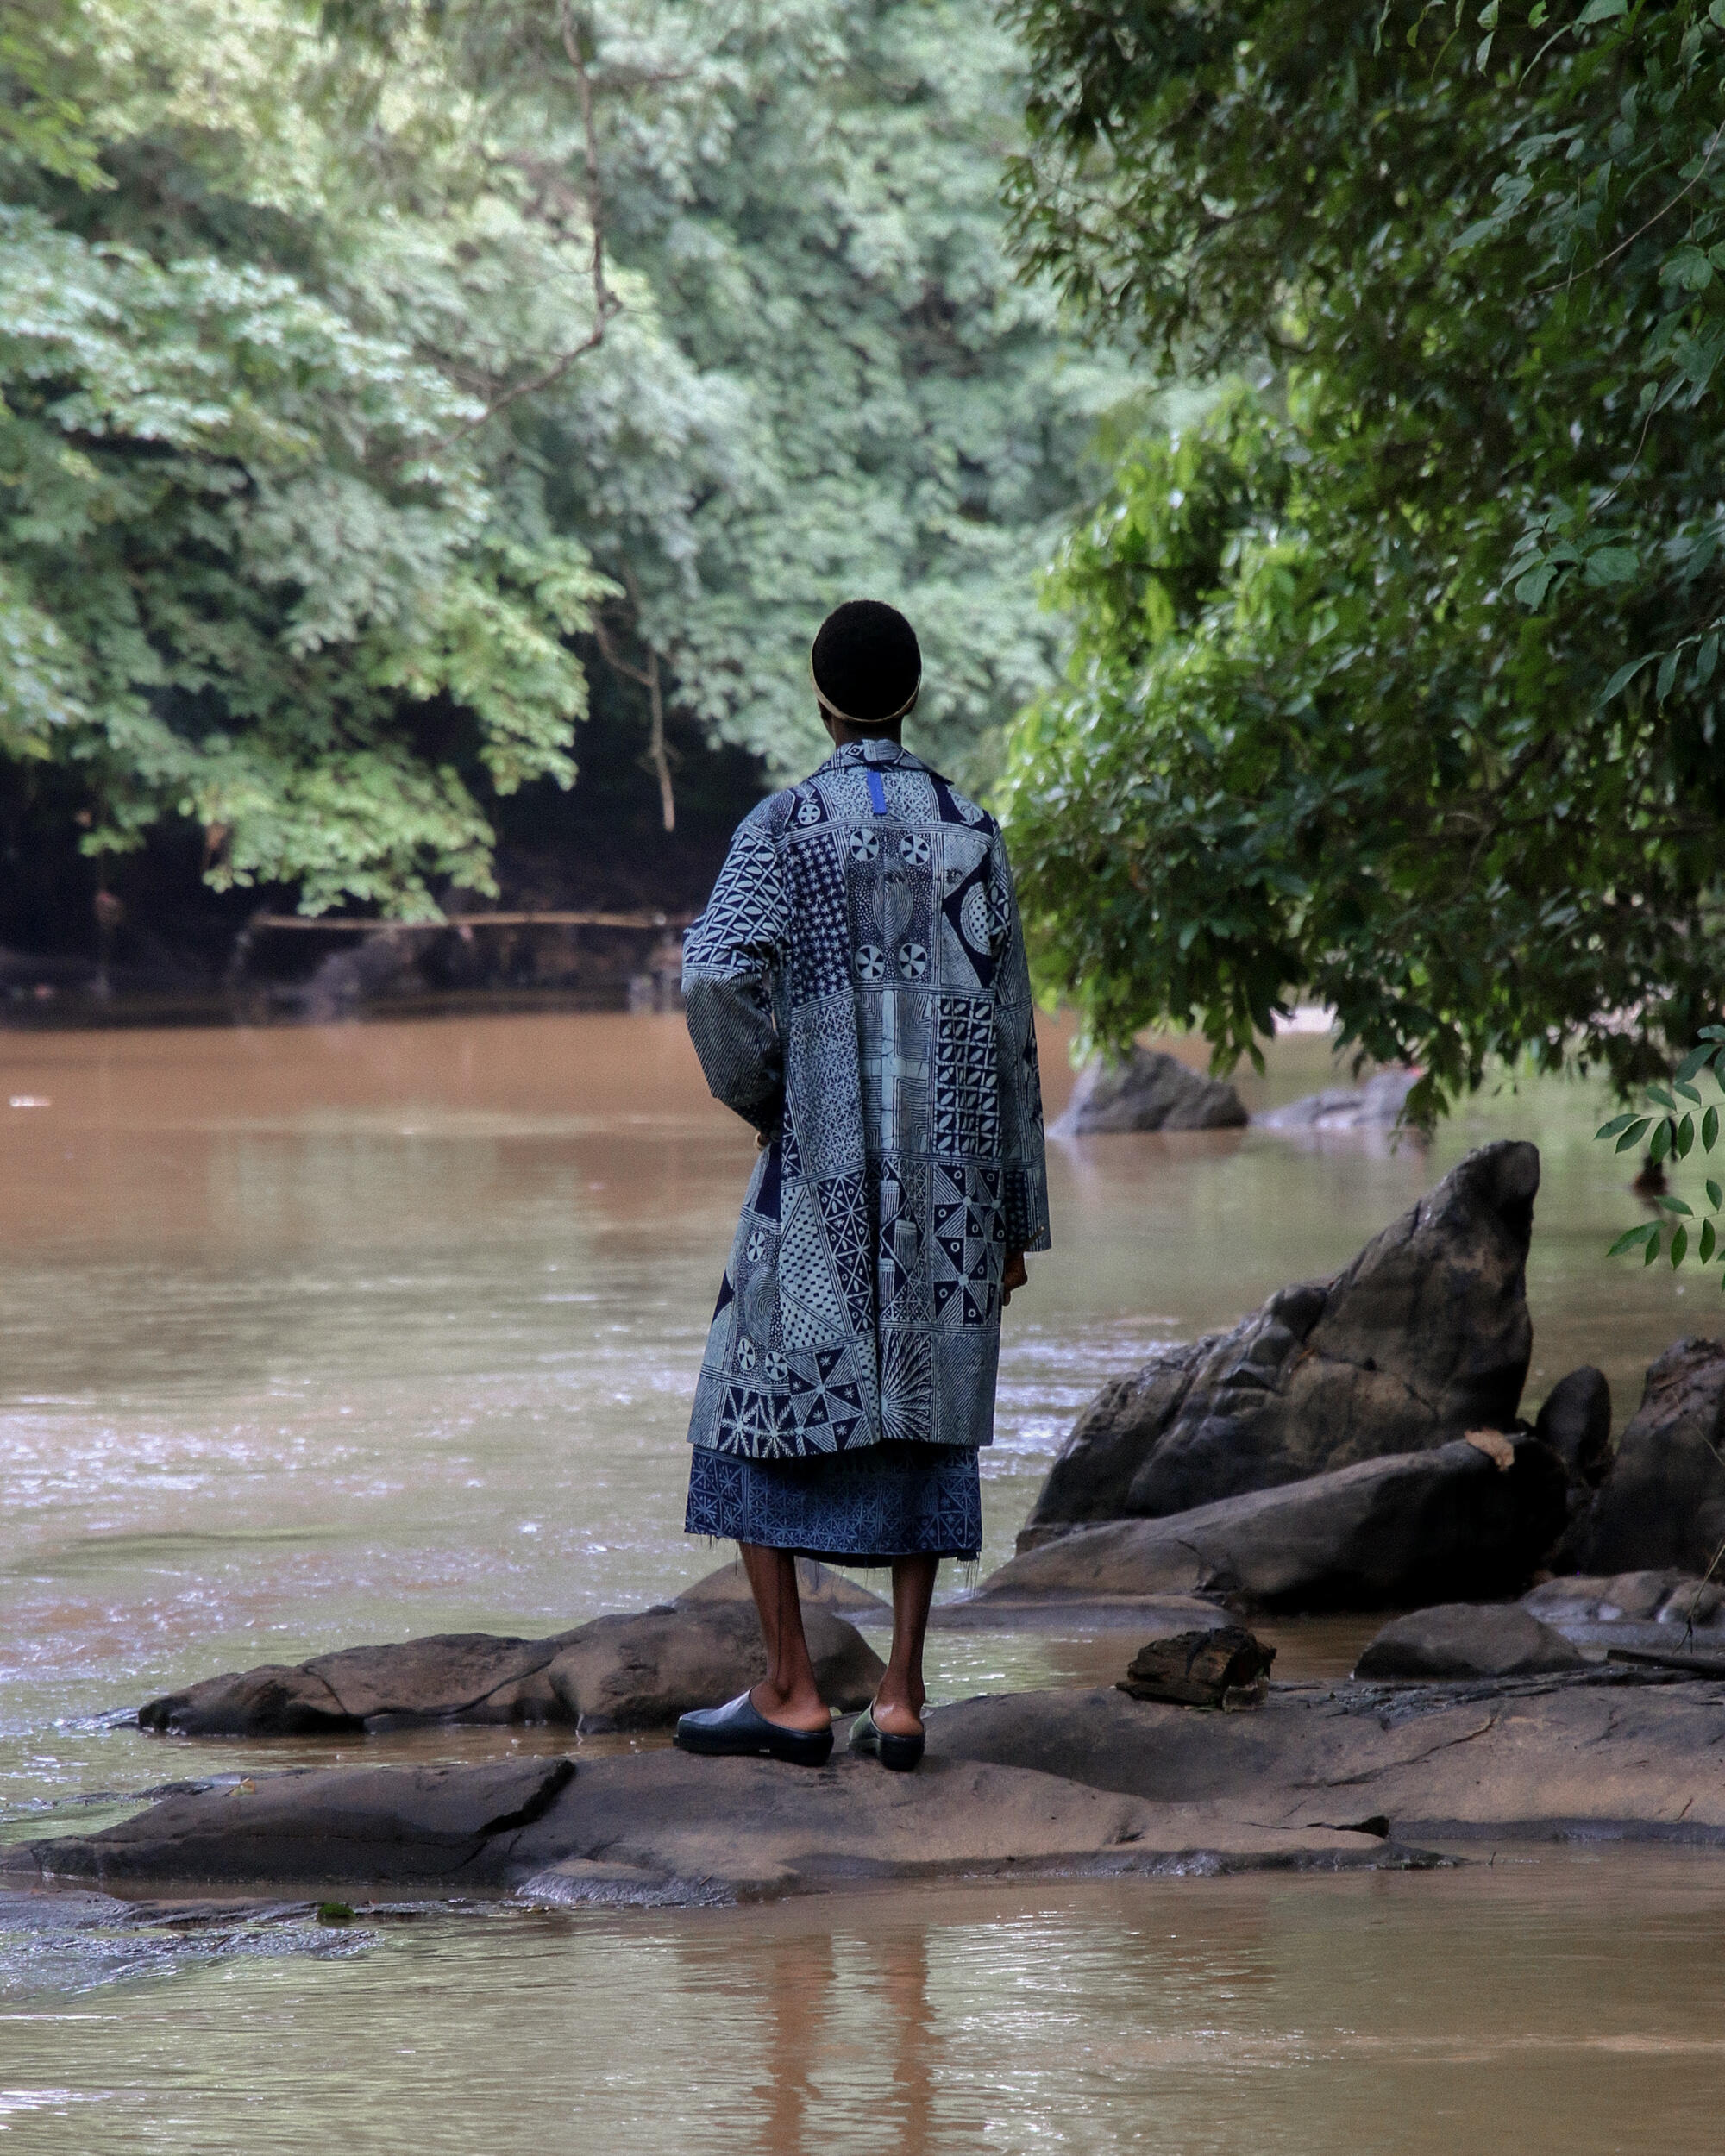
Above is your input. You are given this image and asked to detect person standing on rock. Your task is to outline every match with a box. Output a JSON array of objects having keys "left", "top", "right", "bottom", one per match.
[{"left": 674, "top": 599, "right": 1051, "bottom": 1771}]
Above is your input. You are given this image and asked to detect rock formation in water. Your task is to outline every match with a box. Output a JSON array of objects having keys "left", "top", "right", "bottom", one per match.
[
  {"left": 1050, "top": 1047, "right": 1247, "bottom": 1137},
  {"left": 1022, "top": 1139, "right": 1540, "bottom": 1539},
  {"left": 1352, "top": 1603, "right": 1586, "bottom": 1681},
  {"left": 137, "top": 1598, "right": 884, "bottom": 1738},
  {"left": 16, "top": 1664, "right": 1725, "bottom": 1906},
  {"left": 1257, "top": 1068, "right": 1421, "bottom": 1133},
  {"left": 928, "top": 1674, "right": 1725, "bottom": 1842},
  {"left": 1555, "top": 1338, "right": 1725, "bottom": 1577},
  {"left": 972, "top": 1438, "right": 1566, "bottom": 1614}
]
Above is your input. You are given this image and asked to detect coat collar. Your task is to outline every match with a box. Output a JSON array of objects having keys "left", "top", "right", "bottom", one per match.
[{"left": 814, "top": 738, "right": 927, "bottom": 779}]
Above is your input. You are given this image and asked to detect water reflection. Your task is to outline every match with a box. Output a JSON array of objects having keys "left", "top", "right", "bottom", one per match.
[{"left": 7, "top": 1857, "right": 1724, "bottom": 2152}]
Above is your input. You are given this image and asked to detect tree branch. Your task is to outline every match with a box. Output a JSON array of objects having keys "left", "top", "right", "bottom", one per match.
[{"left": 391, "top": 5, "right": 619, "bottom": 469}]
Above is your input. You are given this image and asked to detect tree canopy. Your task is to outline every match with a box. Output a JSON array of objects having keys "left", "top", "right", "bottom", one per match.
[
  {"left": 1, "top": 0, "right": 1115, "bottom": 918},
  {"left": 1000, "top": 0, "right": 1725, "bottom": 1115}
]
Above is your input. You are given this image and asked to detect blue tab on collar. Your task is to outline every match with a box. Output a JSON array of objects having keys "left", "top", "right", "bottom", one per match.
[{"left": 866, "top": 770, "right": 888, "bottom": 815}]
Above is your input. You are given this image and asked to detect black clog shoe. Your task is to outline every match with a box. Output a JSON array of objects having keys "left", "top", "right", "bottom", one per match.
[
  {"left": 674, "top": 1689, "right": 834, "bottom": 1767},
  {"left": 847, "top": 1699, "right": 925, "bottom": 1772}
]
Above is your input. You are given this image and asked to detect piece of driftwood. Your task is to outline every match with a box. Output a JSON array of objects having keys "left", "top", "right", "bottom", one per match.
[{"left": 1118, "top": 1626, "right": 1277, "bottom": 1708}]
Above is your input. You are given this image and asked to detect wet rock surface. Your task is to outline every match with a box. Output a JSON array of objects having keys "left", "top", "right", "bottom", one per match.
[
  {"left": 1050, "top": 1048, "right": 1247, "bottom": 1137},
  {"left": 1558, "top": 1338, "right": 1725, "bottom": 1576},
  {"left": 16, "top": 1666, "right": 1725, "bottom": 1907},
  {"left": 137, "top": 1603, "right": 884, "bottom": 1738},
  {"left": 1352, "top": 1602, "right": 1588, "bottom": 1681},
  {"left": 977, "top": 1439, "right": 1566, "bottom": 1614},
  {"left": 2, "top": 1748, "right": 1408, "bottom": 1902},
  {"left": 929, "top": 1674, "right": 1725, "bottom": 1842},
  {"left": 1025, "top": 1142, "right": 1540, "bottom": 1533}
]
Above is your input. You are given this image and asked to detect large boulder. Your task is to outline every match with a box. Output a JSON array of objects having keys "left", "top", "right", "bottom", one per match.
[
  {"left": 1023, "top": 1139, "right": 1540, "bottom": 1537},
  {"left": 971, "top": 1437, "right": 1567, "bottom": 1614},
  {"left": 1050, "top": 1048, "right": 1246, "bottom": 1137},
  {"left": 1558, "top": 1339, "right": 1725, "bottom": 1576},
  {"left": 137, "top": 1602, "right": 884, "bottom": 1738},
  {"left": 1352, "top": 1603, "right": 1587, "bottom": 1681}
]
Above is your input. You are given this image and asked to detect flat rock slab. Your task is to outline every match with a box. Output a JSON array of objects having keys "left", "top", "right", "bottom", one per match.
[
  {"left": 972, "top": 1440, "right": 1565, "bottom": 1613},
  {"left": 1, "top": 1749, "right": 1404, "bottom": 1904},
  {"left": 2, "top": 1759, "right": 577, "bottom": 1892},
  {"left": 137, "top": 1602, "right": 884, "bottom": 1738},
  {"left": 929, "top": 1675, "right": 1725, "bottom": 1842},
  {"left": 1354, "top": 1603, "right": 1588, "bottom": 1681}
]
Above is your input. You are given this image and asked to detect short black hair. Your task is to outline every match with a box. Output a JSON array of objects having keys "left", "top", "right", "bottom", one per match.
[{"left": 811, "top": 599, "right": 921, "bottom": 724}]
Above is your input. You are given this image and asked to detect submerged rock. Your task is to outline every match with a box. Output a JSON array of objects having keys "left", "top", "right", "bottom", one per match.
[
  {"left": 1022, "top": 1139, "right": 1540, "bottom": 1536},
  {"left": 975, "top": 1438, "right": 1567, "bottom": 1614},
  {"left": 1352, "top": 1603, "right": 1587, "bottom": 1681},
  {"left": 1558, "top": 1339, "right": 1725, "bottom": 1577},
  {"left": 1258, "top": 1069, "right": 1421, "bottom": 1132},
  {"left": 1050, "top": 1048, "right": 1247, "bottom": 1137},
  {"left": 137, "top": 1602, "right": 884, "bottom": 1739}
]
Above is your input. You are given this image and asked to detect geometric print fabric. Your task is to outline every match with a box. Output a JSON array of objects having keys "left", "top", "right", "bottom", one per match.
[{"left": 681, "top": 736, "right": 1050, "bottom": 1464}]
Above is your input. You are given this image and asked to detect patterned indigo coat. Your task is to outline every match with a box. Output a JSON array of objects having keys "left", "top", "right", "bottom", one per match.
[{"left": 681, "top": 736, "right": 1050, "bottom": 1463}]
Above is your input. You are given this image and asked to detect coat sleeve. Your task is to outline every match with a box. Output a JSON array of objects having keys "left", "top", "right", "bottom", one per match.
[
  {"left": 988, "top": 829, "right": 1051, "bottom": 1254},
  {"left": 681, "top": 809, "right": 790, "bottom": 1136}
]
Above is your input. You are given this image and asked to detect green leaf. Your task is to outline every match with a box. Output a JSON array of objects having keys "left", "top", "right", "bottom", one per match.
[
  {"left": 1608, "top": 1223, "right": 1659, "bottom": 1255},
  {"left": 1596, "top": 1112, "right": 1640, "bottom": 1138},
  {"left": 1676, "top": 1044, "right": 1716, "bottom": 1083},
  {"left": 1672, "top": 1225, "right": 1690, "bottom": 1266},
  {"left": 1656, "top": 1195, "right": 1694, "bottom": 1215},
  {"left": 1658, "top": 650, "right": 1681, "bottom": 701},
  {"left": 1704, "top": 1105, "right": 1720, "bottom": 1151},
  {"left": 1646, "top": 1231, "right": 1664, "bottom": 1265},
  {"left": 1578, "top": 0, "right": 1628, "bottom": 19},
  {"left": 1675, "top": 1081, "right": 1704, "bottom": 1105},
  {"left": 1599, "top": 654, "right": 1656, "bottom": 705},
  {"left": 1586, "top": 547, "right": 1642, "bottom": 586},
  {"left": 1647, "top": 1086, "right": 1678, "bottom": 1110},
  {"left": 1650, "top": 1118, "right": 1673, "bottom": 1162},
  {"left": 1709, "top": 1179, "right": 1725, "bottom": 1211},
  {"left": 1615, "top": 1118, "right": 1653, "bottom": 1151},
  {"left": 1703, "top": 1219, "right": 1716, "bottom": 1263}
]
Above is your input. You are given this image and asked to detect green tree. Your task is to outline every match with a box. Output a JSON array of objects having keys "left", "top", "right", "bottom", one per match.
[
  {"left": 2, "top": 0, "right": 1120, "bottom": 920},
  {"left": 1000, "top": 0, "right": 1725, "bottom": 1117}
]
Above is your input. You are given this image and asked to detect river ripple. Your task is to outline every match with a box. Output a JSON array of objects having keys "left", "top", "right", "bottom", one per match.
[{"left": 0, "top": 1012, "right": 1711, "bottom": 2148}]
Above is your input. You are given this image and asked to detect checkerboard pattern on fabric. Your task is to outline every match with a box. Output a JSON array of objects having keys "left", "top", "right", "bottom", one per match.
[{"left": 681, "top": 738, "right": 1049, "bottom": 1467}]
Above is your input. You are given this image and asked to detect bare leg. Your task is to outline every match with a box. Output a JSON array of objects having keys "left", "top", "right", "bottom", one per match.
[
  {"left": 873, "top": 1553, "right": 938, "bottom": 1736},
  {"left": 738, "top": 1543, "right": 831, "bottom": 1731}
]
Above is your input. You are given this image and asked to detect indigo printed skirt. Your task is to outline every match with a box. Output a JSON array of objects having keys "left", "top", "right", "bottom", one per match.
[{"left": 685, "top": 1441, "right": 981, "bottom": 1564}]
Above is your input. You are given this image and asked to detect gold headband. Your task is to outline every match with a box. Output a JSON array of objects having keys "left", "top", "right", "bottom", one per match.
[{"left": 811, "top": 667, "right": 921, "bottom": 728}]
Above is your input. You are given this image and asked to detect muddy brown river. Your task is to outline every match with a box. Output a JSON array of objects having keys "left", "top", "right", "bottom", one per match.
[{"left": 1, "top": 1012, "right": 1716, "bottom": 2151}]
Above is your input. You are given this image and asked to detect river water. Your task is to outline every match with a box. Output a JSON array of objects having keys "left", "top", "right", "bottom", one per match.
[{"left": 1, "top": 1012, "right": 1717, "bottom": 2151}]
